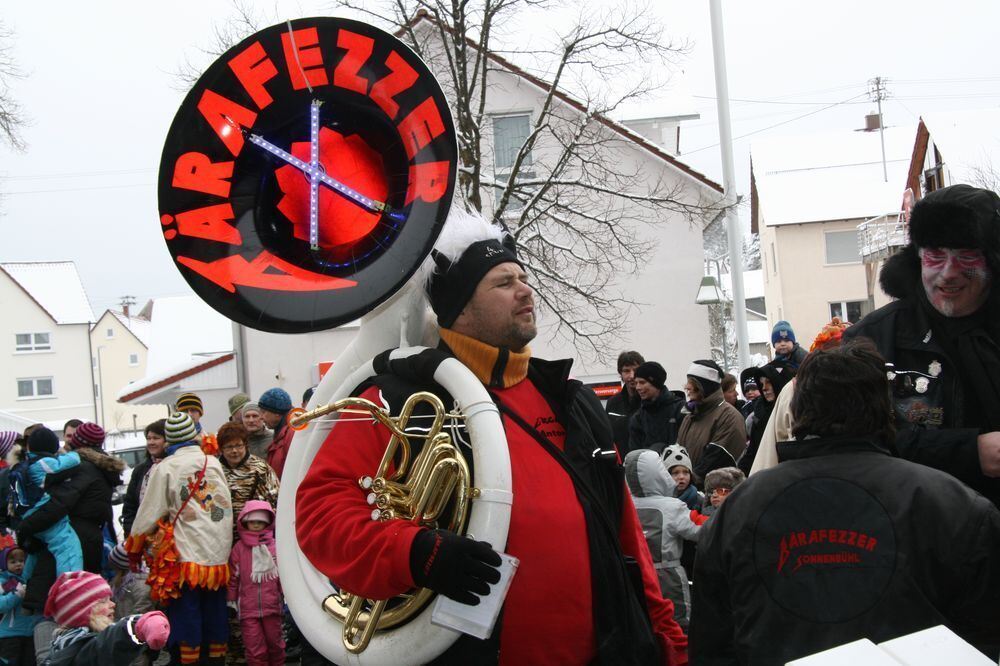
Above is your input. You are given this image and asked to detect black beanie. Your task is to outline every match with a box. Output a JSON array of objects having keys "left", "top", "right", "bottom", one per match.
[
  {"left": 687, "top": 359, "right": 723, "bottom": 396},
  {"left": 28, "top": 427, "right": 59, "bottom": 456},
  {"left": 634, "top": 361, "right": 667, "bottom": 391},
  {"left": 427, "top": 236, "right": 523, "bottom": 328}
]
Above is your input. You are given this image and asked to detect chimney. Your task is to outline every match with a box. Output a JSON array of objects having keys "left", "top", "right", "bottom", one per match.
[
  {"left": 864, "top": 112, "right": 882, "bottom": 132},
  {"left": 123, "top": 303, "right": 130, "bottom": 318}
]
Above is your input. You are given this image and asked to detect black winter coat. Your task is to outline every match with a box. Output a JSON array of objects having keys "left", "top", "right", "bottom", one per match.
[
  {"left": 605, "top": 386, "right": 642, "bottom": 453},
  {"left": 846, "top": 298, "right": 1000, "bottom": 505},
  {"left": 121, "top": 456, "right": 153, "bottom": 537},
  {"left": 627, "top": 389, "right": 685, "bottom": 455},
  {"left": 691, "top": 436, "right": 1000, "bottom": 664}
]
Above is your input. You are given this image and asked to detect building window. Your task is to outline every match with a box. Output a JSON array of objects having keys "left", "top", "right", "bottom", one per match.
[
  {"left": 825, "top": 230, "right": 861, "bottom": 264},
  {"left": 770, "top": 243, "right": 777, "bottom": 275},
  {"left": 17, "top": 377, "right": 54, "bottom": 399},
  {"left": 493, "top": 114, "right": 535, "bottom": 213},
  {"left": 830, "top": 300, "right": 871, "bottom": 323},
  {"left": 105, "top": 327, "right": 115, "bottom": 339},
  {"left": 128, "top": 353, "right": 139, "bottom": 366},
  {"left": 14, "top": 332, "right": 51, "bottom": 353}
]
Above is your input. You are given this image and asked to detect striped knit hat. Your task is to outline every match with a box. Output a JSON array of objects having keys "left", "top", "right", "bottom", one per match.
[
  {"left": 165, "top": 412, "right": 198, "bottom": 444},
  {"left": 175, "top": 392, "right": 204, "bottom": 415},
  {"left": 44, "top": 571, "right": 112, "bottom": 628},
  {"left": 108, "top": 544, "right": 130, "bottom": 571},
  {"left": 70, "top": 422, "right": 105, "bottom": 449},
  {"left": 0, "top": 432, "right": 17, "bottom": 459}
]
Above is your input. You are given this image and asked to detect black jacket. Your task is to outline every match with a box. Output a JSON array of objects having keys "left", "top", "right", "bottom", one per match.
[
  {"left": 627, "top": 389, "right": 685, "bottom": 455},
  {"left": 364, "top": 348, "right": 660, "bottom": 666},
  {"left": 691, "top": 436, "right": 1000, "bottom": 664},
  {"left": 605, "top": 385, "right": 642, "bottom": 453},
  {"left": 846, "top": 298, "right": 1000, "bottom": 505},
  {"left": 121, "top": 455, "right": 153, "bottom": 537}
]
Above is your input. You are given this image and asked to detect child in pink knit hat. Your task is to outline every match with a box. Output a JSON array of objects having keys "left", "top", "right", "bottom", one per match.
[{"left": 43, "top": 571, "right": 170, "bottom": 665}]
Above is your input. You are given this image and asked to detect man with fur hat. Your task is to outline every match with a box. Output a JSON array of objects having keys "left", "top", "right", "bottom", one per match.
[
  {"left": 297, "top": 209, "right": 688, "bottom": 665},
  {"left": 628, "top": 361, "right": 686, "bottom": 455},
  {"left": 846, "top": 184, "right": 1000, "bottom": 505}
]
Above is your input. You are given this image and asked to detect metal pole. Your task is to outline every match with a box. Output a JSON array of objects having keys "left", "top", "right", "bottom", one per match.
[
  {"left": 709, "top": 0, "right": 750, "bottom": 371},
  {"left": 876, "top": 89, "right": 888, "bottom": 183}
]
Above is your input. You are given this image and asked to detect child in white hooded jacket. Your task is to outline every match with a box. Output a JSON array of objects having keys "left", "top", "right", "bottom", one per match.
[{"left": 623, "top": 449, "right": 702, "bottom": 630}]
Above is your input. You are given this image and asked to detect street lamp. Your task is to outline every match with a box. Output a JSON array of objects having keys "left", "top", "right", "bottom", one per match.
[{"left": 696, "top": 275, "right": 728, "bottom": 305}]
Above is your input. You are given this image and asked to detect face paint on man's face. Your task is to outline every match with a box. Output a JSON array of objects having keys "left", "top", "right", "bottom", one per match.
[{"left": 920, "top": 248, "right": 992, "bottom": 317}]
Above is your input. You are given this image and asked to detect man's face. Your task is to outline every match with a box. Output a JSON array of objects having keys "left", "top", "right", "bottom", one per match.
[
  {"left": 773, "top": 339, "right": 794, "bottom": 356},
  {"left": 634, "top": 377, "right": 660, "bottom": 402},
  {"left": 242, "top": 409, "right": 264, "bottom": 434},
  {"left": 63, "top": 426, "right": 77, "bottom": 443},
  {"left": 182, "top": 408, "right": 202, "bottom": 424},
  {"left": 920, "top": 247, "right": 991, "bottom": 318},
  {"left": 619, "top": 364, "right": 640, "bottom": 395},
  {"left": 452, "top": 262, "right": 536, "bottom": 349},
  {"left": 260, "top": 410, "right": 283, "bottom": 429},
  {"left": 146, "top": 431, "right": 166, "bottom": 458}
]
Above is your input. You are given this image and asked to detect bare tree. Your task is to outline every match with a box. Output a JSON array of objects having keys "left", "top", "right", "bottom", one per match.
[
  {"left": 346, "top": 1, "right": 727, "bottom": 357},
  {"left": 181, "top": 1, "right": 728, "bottom": 357},
  {"left": 0, "top": 21, "right": 26, "bottom": 151}
]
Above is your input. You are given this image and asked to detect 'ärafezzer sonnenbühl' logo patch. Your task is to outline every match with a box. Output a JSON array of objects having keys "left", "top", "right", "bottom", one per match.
[
  {"left": 159, "top": 18, "right": 457, "bottom": 333},
  {"left": 753, "top": 477, "right": 896, "bottom": 623}
]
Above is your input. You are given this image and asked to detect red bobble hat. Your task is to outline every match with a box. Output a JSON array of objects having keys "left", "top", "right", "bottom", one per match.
[
  {"left": 44, "top": 571, "right": 112, "bottom": 628},
  {"left": 70, "top": 422, "right": 105, "bottom": 449}
]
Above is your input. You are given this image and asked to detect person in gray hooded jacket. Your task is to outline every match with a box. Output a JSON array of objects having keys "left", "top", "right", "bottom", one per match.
[{"left": 624, "top": 449, "right": 702, "bottom": 630}]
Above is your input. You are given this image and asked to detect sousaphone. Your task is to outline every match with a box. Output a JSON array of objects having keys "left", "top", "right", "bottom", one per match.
[{"left": 158, "top": 17, "right": 512, "bottom": 664}]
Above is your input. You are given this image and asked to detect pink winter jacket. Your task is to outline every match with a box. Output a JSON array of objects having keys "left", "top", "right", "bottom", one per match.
[{"left": 227, "top": 500, "right": 283, "bottom": 618}]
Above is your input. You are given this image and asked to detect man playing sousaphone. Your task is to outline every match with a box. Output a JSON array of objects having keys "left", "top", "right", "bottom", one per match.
[{"left": 296, "top": 209, "right": 687, "bottom": 665}]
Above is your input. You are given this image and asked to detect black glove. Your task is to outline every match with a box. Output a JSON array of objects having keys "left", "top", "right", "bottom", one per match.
[
  {"left": 409, "top": 529, "right": 502, "bottom": 605},
  {"left": 16, "top": 532, "right": 41, "bottom": 554}
]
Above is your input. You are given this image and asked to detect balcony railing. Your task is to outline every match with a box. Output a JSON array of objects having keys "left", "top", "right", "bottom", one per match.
[{"left": 858, "top": 212, "right": 907, "bottom": 262}]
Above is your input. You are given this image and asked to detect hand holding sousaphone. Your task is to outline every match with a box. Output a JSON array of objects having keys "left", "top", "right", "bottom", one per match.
[{"left": 158, "top": 17, "right": 512, "bottom": 665}]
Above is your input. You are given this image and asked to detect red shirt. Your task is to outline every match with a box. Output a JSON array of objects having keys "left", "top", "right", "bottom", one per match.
[{"left": 297, "top": 379, "right": 687, "bottom": 665}]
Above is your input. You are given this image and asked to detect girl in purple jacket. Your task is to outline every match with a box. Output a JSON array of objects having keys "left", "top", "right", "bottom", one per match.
[{"left": 227, "top": 500, "right": 284, "bottom": 666}]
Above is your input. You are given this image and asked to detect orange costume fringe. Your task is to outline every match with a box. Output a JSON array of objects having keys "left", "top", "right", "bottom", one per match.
[{"left": 125, "top": 522, "right": 229, "bottom": 605}]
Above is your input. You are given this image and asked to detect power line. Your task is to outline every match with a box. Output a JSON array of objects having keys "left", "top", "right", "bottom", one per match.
[
  {"left": 1, "top": 182, "right": 154, "bottom": 195},
  {"left": 0, "top": 167, "right": 156, "bottom": 181},
  {"left": 682, "top": 92, "right": 871, "bottom": 155}
]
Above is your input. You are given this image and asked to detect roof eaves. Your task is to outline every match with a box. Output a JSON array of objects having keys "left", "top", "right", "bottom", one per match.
[
  {"left": 110, "top": 310, "right": 150, "bottom": 349},
  {"left": 118, "top": 352, "right": 234, "bottom": 403},
  {"left": 0, "top": 265, "right": 59, "bottom": 324},
  {"left": 397, "top": 12, "right": 723, "bottom": 194}
]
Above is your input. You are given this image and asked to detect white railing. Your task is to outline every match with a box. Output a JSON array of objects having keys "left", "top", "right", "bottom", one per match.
[{"left": 858, "top": 211, "right": 907, "bottom": 262}]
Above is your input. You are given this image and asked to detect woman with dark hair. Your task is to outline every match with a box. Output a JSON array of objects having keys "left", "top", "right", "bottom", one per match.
[
  {"left": 121, "top": 419, "right": 167, "bottom": 538},
  {"left": 737, "top": 361, "right": 795, "bottom": 475},
  {"left": 691, "top": 340, "right": 1000, "bottom": 664}
]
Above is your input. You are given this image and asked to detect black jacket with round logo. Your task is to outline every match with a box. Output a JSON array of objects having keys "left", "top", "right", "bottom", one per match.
[{"left": 690, "top": 435, "right": 1000, "bottom": 665}]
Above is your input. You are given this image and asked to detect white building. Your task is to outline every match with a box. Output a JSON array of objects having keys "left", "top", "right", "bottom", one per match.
[
  {"left": 116, "top": 295, "right": 237, "bottom": 429},
  {"left": 753, "top": 121, "right": 915, "bottom": 346},
  {"left": 91, "top": 308, "right": 165, "bottom": 433},
  {"left": 0, "top": 262, "right": 96, "bottom": 429}
]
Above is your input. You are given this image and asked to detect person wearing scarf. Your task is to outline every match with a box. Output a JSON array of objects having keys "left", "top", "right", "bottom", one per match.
[
  {"left": 228, "top": 501, "right": 284, "bottom": 666},
  {"left": 737, "top": 360, "right": 796, "bottom": 475},
  {"left": 846, "top": 184, "right": 1000, "bottom": 506},
  {"left": 297, "top": 208, "right": 687, "bottom": 666},
  {"left": 124, "top": 411, "right": 232, "bottom": 665}
]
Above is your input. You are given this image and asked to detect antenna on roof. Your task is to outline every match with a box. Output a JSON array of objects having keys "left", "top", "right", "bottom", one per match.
[{"left": 119, "top": 295, "right": 136, "bottom": 318}]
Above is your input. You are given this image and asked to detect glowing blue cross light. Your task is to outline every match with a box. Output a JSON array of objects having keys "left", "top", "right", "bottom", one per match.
[{"left": 244, "top": 107, "right": 391, "bottom": 241}]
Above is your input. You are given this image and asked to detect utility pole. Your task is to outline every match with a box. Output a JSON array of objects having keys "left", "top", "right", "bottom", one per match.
[
  {"left": 869, "top": 76, "right": 889, "bottom": 183},
  {"left": 709, "top": 0, "right": 750, "bottom": 372}
]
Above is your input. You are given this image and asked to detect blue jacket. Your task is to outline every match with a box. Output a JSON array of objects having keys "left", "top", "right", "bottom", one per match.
[{"left": 0, "top": 571, "right": 41, "bottom": 638}]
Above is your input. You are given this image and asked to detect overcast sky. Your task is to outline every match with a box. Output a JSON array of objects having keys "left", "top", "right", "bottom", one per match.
[{"left": 2, "top": 0, "right": 999, "bottom": 317}]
